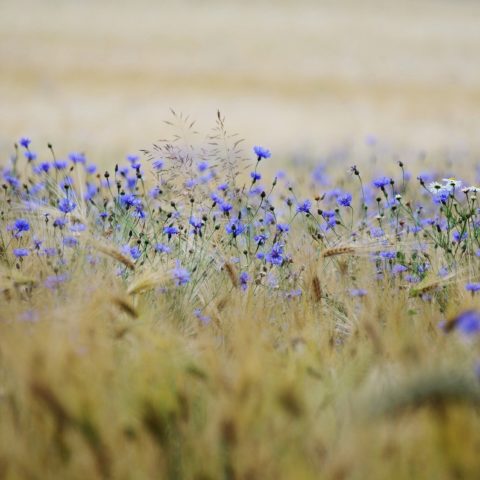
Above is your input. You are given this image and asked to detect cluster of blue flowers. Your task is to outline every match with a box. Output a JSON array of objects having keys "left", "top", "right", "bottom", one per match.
[{"left": 3, "top": 136, "right": 480, "bottom": 339}]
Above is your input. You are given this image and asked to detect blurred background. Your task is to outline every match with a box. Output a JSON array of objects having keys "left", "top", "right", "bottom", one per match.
[{"left": 1, "top": 0, "right": 480, "bottom": 161}]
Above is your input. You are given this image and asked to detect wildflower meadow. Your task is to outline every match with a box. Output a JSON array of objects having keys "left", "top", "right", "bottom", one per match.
[{"left": 1, "top": 110, "right": 480, "bottom": 479}]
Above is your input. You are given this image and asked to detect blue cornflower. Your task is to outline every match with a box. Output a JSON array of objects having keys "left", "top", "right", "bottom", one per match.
[
  {"left": 53, "top": 217, "right": 67, "bottom": 228},
  {"left": 265, "top": 242, "right": 284, "bottom": 266},
  {"left": 239, "top": 271, "right": 250, "bottom": 291},
  {"left": 129, "top": 246, "right": 141, "bottom": 260},
  {"left": 465, "top": 282, "right": 480, "bottom": 293},
  {"left": 119, "top": 193, "right": 137, "bottom": 208},
  {"left": 254, "top": 233, "right": 269, "bottom": 245},
  {"left": 4, "top": 174, "right": 19, "bottom": 189},
  {"left": 127, "top": 154, "right": 140, "bottom": 165},
  {"left": 432, "top": 188, "right": 450, "bottom": 204},
  {"left": 34, "top": 162, "right": 50, "bottom": 174},
  {"left": 220, "top": 202, "right": 233, "bottom": 215},
  {"left": 13, "top": 248, "right": 29, "bottom": 258},
  {"left": 277, "top": 223, "right": 290, "bottom": 234},
  {"left": 84, "top": 182, "right": 98, "bottom": 201},
  {"left": 155, "top": 243, "right": 171, "bottom": 254},
  {"left": 197, "top": 161, "right": 209, "bottom": 172},
  {"left": 253, "top": 146, "right": 271, "bottom": 160},
  {"left": 14, "top": 219, "right": 30, "bottom": 233},
  {"left": 45, "top": 273, "right": 69, "bottom": 289},
  {"left": 69, "top": 152, "right": 86, "bottom": 164},
  {"left": 392, "top": 264, "right": 408, "bottom": 275},
  {"left": 171, "top": 261, "right": 190, "bottom": 286},
  {"left": 249, "top": 186, "right": 263, "bottom": 196},
  {"left": 126, "top": 176, "right": 138, "bottom": 190},
  {"left": 286, "top": 289, "right": 303, "bottom": 299},
  {"left": 163, "top": 225, "right": 179, "bottom": 238},
  {"left": 370, "top": 227, "right": 384, "bottom": 238},
  {"left": 250, "top": 171, "right": 261, "bottom": 182},
  {"left": 63, "top": 236, "right": 79, "bottom": 248},
  {"left": 189, "top": 217, "right": 203, "bottom": 235},
  {"left": 296, "top": 199, "right": 312, "bottom": 214},
  {"left": 373, "top": 176, "right": 391, "bottom": 189},
  {"left": 184, "top": 178, "right": 197, "bottom": 189},
  {"left": 264, "top": 212, "right": 275, "bottom": 225},
  {"left": 149, "top": 186, "right": 161, "bottom": 199},
  {"left": 53, "top": 160, "right": 68, "bottom": 170},
  {"left": 217, "top": 183, "right": 229, "bottom": 191},
  {"left": 24, "top": 151, "right": 37, "bottom": 162},
  {"left": 152, "top": 159, "right": 164, "bottom": 170},
  {"left": 350, "top": 288, "right": 367, "bottom": 297},
  {"left": 337, "top": 193, "right": 352, "bottom": 207},
  {"left": 225, "top": 218, "right": 245, "bottom": 237},
  {"left": 379, "top": 251, "right": 396, "bottom": 260},
  {"left": 69, "top": 223, "right": 86, "bottom": 233},
  {"left": 453, "top": 310, "right": 480, "bottom": 336},
  {"left": 322, "top": 210, "right": 336, "bottom": 219},
  {"left": 453, "top": 230, "right": 467, "bottom": 243},
  {"left": 194, "top": 308, "right": 211, "bottom": 324},
  {"left": 19, "top": 137, "right": 31, "bottom": 148},
  {"left": 58, "top": 197, "right": 76, "bottom": 214},
  {"left": 85, "top": 164, "right": 97, "bottom": 174}
]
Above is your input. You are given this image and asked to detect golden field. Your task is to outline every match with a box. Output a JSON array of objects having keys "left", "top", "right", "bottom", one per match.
[{"left": 1, "top": 0, "right": 480, "bottom": 158}]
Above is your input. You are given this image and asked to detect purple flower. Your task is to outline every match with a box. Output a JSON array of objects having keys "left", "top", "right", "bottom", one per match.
[
  {"left": 197, "top": 161, "right": 209, "bottom": 172},
  {"left": 163, "top": 225, "right": 179, "bottom": 237},
  {"left": 370, "top": 227, "right": 384, "bottom": 238},
  {"left": 239, "top": 271, "right": 250, "bottom": 291},
  {"left": 220, "top": 202, "right": 233, "bottom": 215},
  {"left": 58, "top": 197, "right": 76, "bottom": 214},
  {"left": 53, "top": 217, "right": 67, "bottom": 228},
  {"left": 392, "top": 264, "right": 408, "bottom": 275},
  {"left": 13, "top": 248, "right": 29, "bottom": 258},
  {"left": 194, "top": 308, "right": 210, "bottom": 324},
  {"left": 465, "top": 282, "right": 480, "bottom": 293},
  {"left": 63, "top": 236, "right": 79, "bottom": 248},
  {"left": 14, "top": 218, "right": 30, "bottom": 233},
  {"left": 454, "top": 310, "right": 480, "bottom": 336},
  {"left": 277, "top": 223, "right": 290, "bottom": 234},
  {"left": 265, "top": 243, "right": 284, "bottom": 265},
  {"left": 379, "top": 251, "right": 396, "bottom": 260},
  {"left": 119, "top": 193, "right": 137, "bottom": 209},
  {"left": 250, "top": 171, "right": 261, "bottom": 182},
  {"left": 225, "top": 219, "right": 245, "bottom": 237},
  {"left": 253, "top": 146, "right": 271, "bottom": 160},
  {"left": 152, "top": 159, "right": 164, "bottom": 170},
  {"left": 337, "top": 193, "right": 352, "bottom": 207},
  {"left": 373, "top": 177, "right": 391, "bottom": 189},
  {"left": 171, "top": 261, "right": 190, "bottom": 286},
  {"left": 296, "top": 199, "right": 312, "bottom": 214},
  {"left": 45, "top": 273, "right": 69, "bottom": 289},
  {"left": 254, "top": 233, "right": 269, "bottom": 245},
  {"left": 34, "top": 162, "right": 50, "bottom": 174},
  {"left": 127, "top": 154, "right": 140, "bottom": 165},
  {"left": 53, "top": 160, "right": 68, "bottom": 170},
  {"left": 453, "top": 230, "right": 467, "bottom": 243},
  {"left": 129, "top": 246, "right": 141, "bottom": 260},
  {"left": 350, "top": 288, "right": 367, "bottom": 297},
  {"left": 155, "top": 243, "right": 171, "bottom": 254},
  {"left": 69, "top": 152, "right": 86, "bottom": 165},
  {"left": 24, "top": 151, "right": 37, "bottom": 162},
  {"left": 19, "top": 137, "right": 31, "bottom": 148},
  {"left": 189, "top": 217, "right": 203, "bottom": 235}
]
